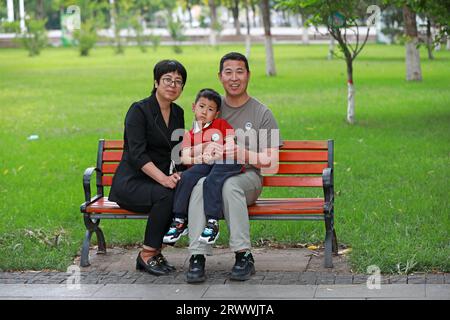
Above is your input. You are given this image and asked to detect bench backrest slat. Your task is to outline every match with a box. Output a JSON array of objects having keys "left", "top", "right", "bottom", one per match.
[{"left": 98, "top": 140, "right": 332, "bottom": 188}]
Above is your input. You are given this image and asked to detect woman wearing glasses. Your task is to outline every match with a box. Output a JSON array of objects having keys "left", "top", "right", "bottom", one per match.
[{"left": 109, "top": 60, "right": 187, "bottom": 276}]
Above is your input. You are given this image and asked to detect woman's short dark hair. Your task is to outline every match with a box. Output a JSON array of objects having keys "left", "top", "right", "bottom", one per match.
[
  {"left": 152, "top": 59, "right": 187, "bottom": 94},
  {"left": 219, "top": 52, "right": 250, "bottom": 73},
  {"left": 195, "top": 88, "right": 222, "bottom": 111}
]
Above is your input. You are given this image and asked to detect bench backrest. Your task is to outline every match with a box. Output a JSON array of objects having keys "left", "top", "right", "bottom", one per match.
[{"left": 97, "top": 140, "right": 333, "bottom": 189}]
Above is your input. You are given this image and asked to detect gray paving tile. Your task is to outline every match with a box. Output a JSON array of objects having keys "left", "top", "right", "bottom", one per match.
[
  {"left": 0, "top": 284, "right": 104, "bottom": 298},
  {"left": 315, "top": 284, "right": 426, "bottom": 299},
  {"left": 299, "top": 272, "right": 317, "bottom": 285},
  {"left": 334, "top": 275, "right": 353, "bottom": 285},
  {"left": 389, "top": 275, "right": 408, "bottom": 284},
  {"left": 92, "top": 284, "right": 209, "bottom": 299},
  {"left": 203, "top": 284, "right": 317, "bottom": 299},
  {"left": 425, "top": 284, "right": 450, "bottom": 299},
  {"left": 426, "top": 274, "right": 445, "bottom": 284},
  {"left": 408, "top": 274, "right": 426, "bottom": 284}
]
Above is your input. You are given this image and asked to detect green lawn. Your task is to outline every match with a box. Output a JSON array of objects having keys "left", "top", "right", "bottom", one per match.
[{"left": 0, "top": 43, "right": 449, "bottom": 273}]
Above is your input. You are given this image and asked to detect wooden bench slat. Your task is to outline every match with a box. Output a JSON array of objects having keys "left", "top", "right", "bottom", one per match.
[
  {"left": 276, "top": 163, "right": 327, "bottom": 174},
  {"left": 278, "top": 151, "right": 328, "bottom": 162},
  {"left": 102, "top": 164, "right": 119, "bottom": 174},
  {"left": 102, "top": 176, "right": 113, "bottom": 186},
  {"left": 103, "top": 140, "right": 124, "bottom": 150},
  {"left": 86, "top": 197, "right": 324, "bottom": 215},
  {"left": 103, "top": 152, "right": 123, "bottom": 162},
  {"left": 102, "top": 140, "right": 328, "bottom": 151},
  {"left": 281, "top": 140, "right": 328, "bottom": 150},
  {"left": 101, "top": 163, "right": 328, "bottom": 175},
  {"left": 103, "top": 175, "right": 324, "bottom": 187},
  {"left": 103, "top": 151, "right": 328, "bottom": 164},
  {"left": 263, "top": 176, "right": 323, "bottom": 187}
]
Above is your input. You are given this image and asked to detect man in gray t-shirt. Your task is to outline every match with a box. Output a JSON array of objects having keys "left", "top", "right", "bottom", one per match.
[{"left": 186, "top": 52, "right": 283, "bottom": 283}]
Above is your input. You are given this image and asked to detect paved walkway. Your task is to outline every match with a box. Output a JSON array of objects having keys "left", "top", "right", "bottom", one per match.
[{"left": 0, "top": 247, "right": 448, "bottom": 300}]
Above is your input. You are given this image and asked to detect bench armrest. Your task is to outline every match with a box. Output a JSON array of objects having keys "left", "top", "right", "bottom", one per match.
[
  {"left": 322, "top": 168, "right": 334, "bottom": 214},
  {"left": 83, "top": 167, "right": 102, "bottom": 203}
]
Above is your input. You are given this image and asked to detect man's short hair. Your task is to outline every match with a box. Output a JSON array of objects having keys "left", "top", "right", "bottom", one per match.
[
  {"left": 219, "top": 52, "right": 250, "bottom": 73},
  {"left": 152, "top": 59, "right": 187, "bottom": 94},
  {"left": 195, "top": 88, "right": 222, "bottom": 112}
]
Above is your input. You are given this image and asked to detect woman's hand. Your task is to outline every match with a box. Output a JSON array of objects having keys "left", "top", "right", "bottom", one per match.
[{"left": 161, "top": 173, "right": 181, "bottom": 189}]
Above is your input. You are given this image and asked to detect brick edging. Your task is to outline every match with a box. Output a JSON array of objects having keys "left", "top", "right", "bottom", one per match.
[{"left": 0, "top": 271, "right": 448, "bottom": 285}]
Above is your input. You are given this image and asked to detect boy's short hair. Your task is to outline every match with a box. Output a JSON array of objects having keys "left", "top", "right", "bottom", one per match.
[
  {"left": 152, "top": 59, "right": 187, "bottom": 94},
  {"left": 219, "top": 52, "right": 250, "bottom": 73},
  {"left": 195, "top": 88, "right": 222, "bottom": 112}
]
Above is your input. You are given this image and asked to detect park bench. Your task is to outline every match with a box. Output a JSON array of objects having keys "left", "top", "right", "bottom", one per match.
[{"left": 80, "top": 139, "right": 338, "bottom": 268}]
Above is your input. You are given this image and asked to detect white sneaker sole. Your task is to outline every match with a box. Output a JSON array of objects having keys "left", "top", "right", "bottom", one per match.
[
  {"left": 198, "top": 232, "right": 220, "bottom": 245},
  {"left": 163, "top": 228, "right": 188, "bottom": 244}
]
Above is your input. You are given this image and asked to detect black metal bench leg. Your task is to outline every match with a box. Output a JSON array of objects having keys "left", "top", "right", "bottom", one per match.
[
  {"left": 82, "top": 216, "right": 107, "bottom": 265},
  {"left": 80, "top": 230, "right": 92, "bottom": 267},
  {"left": 95, "top": 223, "right": 107, "bottom": 254},
  {"left": 332, "top": 228, "right": 338, "bottom": 254},
  {"left": 324, "top": 215, "right": 334, "bottom": 268}
]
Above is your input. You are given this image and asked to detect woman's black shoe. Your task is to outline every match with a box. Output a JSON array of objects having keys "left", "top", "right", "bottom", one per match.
[
  {"left": 155, "top": 253, "right": 176, "bottom": 272},
  {"left": 136, "top": 253, "right": 169, "bottom": 276}
]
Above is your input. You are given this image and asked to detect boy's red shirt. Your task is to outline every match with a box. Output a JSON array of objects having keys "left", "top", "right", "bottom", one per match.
[{"left": 181, "top": 118, "right": 235, "bottom": 149}]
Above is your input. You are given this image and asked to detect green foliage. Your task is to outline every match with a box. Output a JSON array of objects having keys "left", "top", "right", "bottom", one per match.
[
  {"left": 167, "top": 18, "right": 187, "bottom": 54},
  {"left": 129, "top": 15, "right": 148, "bottom": 53},
  {"left": 149, "top": 33, "right": 161, "bottom": 51},
  {"left": 380, "top": 5, "right": 404, "bottom": 44},
  {"left": 18, "top": 18, "right": 48, "bottom": 57},
  {"left": 73, "top": 19, "right": 97, "bottom": 56},
  {"left": 0, "top": 21, "right": 20, "bottom": 33}
]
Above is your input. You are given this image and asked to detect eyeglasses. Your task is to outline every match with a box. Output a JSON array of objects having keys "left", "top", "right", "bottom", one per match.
[{"left": 161, "top": 77, "right": 183, "bottom": 88}]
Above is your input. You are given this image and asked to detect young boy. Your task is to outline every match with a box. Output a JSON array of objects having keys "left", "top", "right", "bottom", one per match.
[{"left": 163, "top": 88, "right": 243, "bottom": 245}]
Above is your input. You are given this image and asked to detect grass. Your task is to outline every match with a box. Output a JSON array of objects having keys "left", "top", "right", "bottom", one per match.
[{"left": 0, "top": 43, "right": 449, "bottom": 273}]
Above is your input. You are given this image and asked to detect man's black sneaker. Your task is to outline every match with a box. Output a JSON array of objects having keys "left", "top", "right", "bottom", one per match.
[
  {"left": 163, "top": 218, "right": 188, "bottom": 244},
  {"left": 230, "top": 251, "right": 255, "bottom": 281},
  {"left": 186, "top": 254, "right": 206, "bottom": 283},
  {"left": 198, "top": 219, "right": 220, "bottom": 244}
]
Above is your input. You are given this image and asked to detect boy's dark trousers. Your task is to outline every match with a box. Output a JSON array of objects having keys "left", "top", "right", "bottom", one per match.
[{"left": 172, "top": 163, "right": 243, "bottom": 221}]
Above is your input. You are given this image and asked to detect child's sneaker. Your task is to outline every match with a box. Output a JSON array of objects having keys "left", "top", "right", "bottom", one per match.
[
  {"left": 163, "top": 218, "right": 188, "bottom": 244},
  {"left": 198, "top": 219, "right": 220, "bottom": 244}
]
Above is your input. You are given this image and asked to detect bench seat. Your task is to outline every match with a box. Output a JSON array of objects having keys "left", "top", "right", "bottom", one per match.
[{"left": 80, "top": 139, "right": 337, "bottom": 268}]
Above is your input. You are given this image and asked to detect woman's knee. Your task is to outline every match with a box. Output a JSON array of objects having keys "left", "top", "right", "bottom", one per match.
[{"left": 152, "top": 184, "right": 174, "bottom": 204}]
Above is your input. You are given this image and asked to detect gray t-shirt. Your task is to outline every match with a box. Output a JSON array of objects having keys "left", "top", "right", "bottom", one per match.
[{"left": 219, "top": 97, "right": 283, "bottom": 173}]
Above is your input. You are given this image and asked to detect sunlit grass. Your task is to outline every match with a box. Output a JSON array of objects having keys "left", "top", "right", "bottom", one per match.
[{"left": 0, "top": 43, "right": 449, "bottom": 273}]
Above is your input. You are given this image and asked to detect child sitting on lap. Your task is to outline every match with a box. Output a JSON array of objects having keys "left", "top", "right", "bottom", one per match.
[{"left": 163, "top": 88, "right": 243, "bottom": 245}]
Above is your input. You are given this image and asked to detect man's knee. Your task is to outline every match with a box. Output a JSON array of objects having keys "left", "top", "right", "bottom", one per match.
[{"left": 222, "top": 176, "right": 245, "bottom": 198}]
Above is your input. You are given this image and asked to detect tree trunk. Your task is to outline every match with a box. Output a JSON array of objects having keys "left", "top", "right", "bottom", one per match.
[
  {"left": 19, "top": 0, "right": 25, "bottom": 33},
  {"left": 208, "top": 0, "right": 217, "bottom": 47},
  {"left": 36, "top": 0, "right": 45, "bottom": 20},
  {"left": 7, "top": 0, "right": 14, "bottom": 22},
  {"left": 328, "top": 35, "right": 335, "bottom": 60},
  {"left": 245, "top": 0, "right": 251, "bottom": 58},
  {"left": 260, "top": 0, "right": 276, "bottom": 76},
  {"left": 186, "top": 1, "right": 193, "bottom": 27},
  {"left": 426, "top": 18, "right": 434, "bottom": 60},
  {"left": 403, "top": 6, "right": 422, "bottom": 81},
  {"left": 232, "top": 0, "right": 241, "bottom": 36},
  {"left": 251, "top": 1, "right": 257, "bottom": 28},
  {"left": 301, "top": 14, "right": 309, "bottom": 45},
  {"left": 447, "top": 37, "right": 450, "bottom": 50},
  {"left": 346, "top": 59, "right": 355, "bottom": 124}
]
